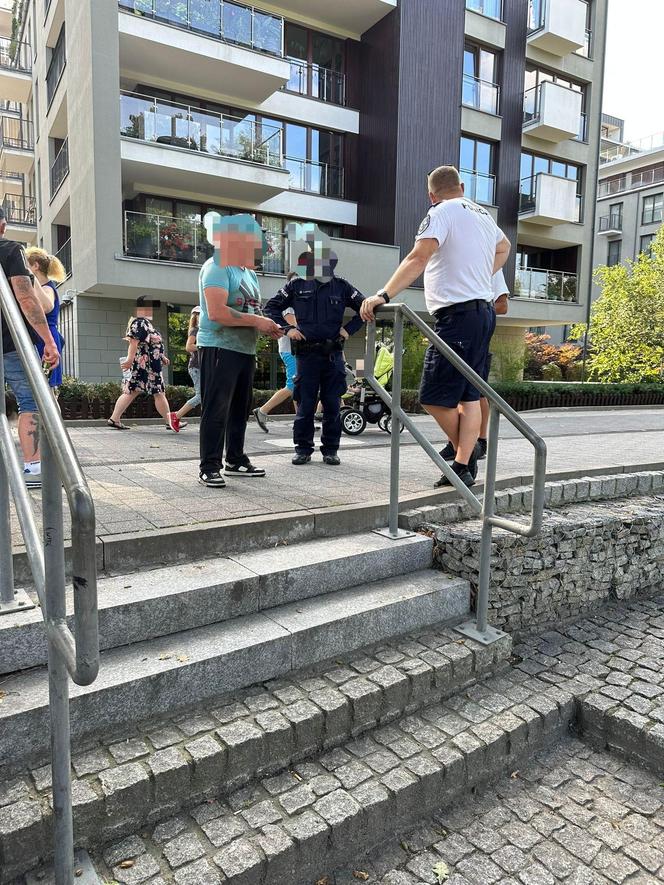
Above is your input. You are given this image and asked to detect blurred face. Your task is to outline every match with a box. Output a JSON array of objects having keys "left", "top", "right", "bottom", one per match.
[
  {"left": 215, "top": 230, "right": 264, "bottom": 269},
  {"left": 136, "top": 306, "right": 153, "bottom": 320}
]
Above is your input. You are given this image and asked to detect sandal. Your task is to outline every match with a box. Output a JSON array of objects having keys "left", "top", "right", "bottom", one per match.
[{"left": 107, "top": 419, "right": 130, "bottom": 430}]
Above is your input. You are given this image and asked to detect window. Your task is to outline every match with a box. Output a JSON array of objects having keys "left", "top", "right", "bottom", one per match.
[
  {"left": 284, "top": 22, "right": 345, "bottom": 104},
  {"left": 465, "top": 0, "right": 502, "bottom": 21},
  {"left": 459, "top": 136, "right": 495, "bottom": 204},
  {"left": 642, "top": 193, "right": 663, "bottom": 225},
  {"left": 640, "top": 234, "right": 655, "bottom": 256},
  {"left": 463, "top": 44, "right": 500, "bottom": 114},
  {"left": 523, "top": 66, "right": 585, "bottom": 136},
  {"left": 608, "top": 202, "right": 622, "bottom": 228},
  {"left": 607, "top": 240, "right": 621, "bottom": 267}
]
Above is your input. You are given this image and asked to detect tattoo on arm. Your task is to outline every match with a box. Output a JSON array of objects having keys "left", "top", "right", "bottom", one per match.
[{"left": 12, "top": 277, "right": 51, "bottom": 334}]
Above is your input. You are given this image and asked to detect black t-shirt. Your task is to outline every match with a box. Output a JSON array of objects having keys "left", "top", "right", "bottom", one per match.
[{"left": 0, "top": 238, "right": 37, "bottom": 355}]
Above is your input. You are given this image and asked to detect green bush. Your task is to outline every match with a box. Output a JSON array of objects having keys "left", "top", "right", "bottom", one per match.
[{"left": 541, "top": 363, "right": 563, "bottom": 382}]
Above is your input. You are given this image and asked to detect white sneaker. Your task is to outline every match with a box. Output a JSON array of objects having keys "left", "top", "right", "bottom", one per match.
[{"left": 24, "top": 462, "right": 42, "bottom": 488}]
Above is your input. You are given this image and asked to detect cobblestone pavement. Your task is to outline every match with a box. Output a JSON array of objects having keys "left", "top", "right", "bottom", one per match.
[
  {"left": 8, "top": 409, "right": 664, "bottom": 543},
  {"left": 335, "top": 737, "right": 664, "bottom": 884},
  {"left": 38, "top": 594, "right": 658, "bottom": 885}
]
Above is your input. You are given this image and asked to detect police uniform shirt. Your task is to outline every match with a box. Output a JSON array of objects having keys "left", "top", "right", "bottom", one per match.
[
  {"left": 264, "top": 276, "right": 365, "bottom": 343},
  {"left": 415, "top": 197, "right": 505, "bottom": 314}
]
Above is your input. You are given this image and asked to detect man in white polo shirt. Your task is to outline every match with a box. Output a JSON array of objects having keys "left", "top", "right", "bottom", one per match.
[{"left": 361, "top": 165, "right": 510, "bottom": 487}]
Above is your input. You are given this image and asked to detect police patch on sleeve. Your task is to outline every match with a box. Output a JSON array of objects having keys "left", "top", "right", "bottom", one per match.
[{"left": 417, "top": 215, "right": 431, "bottom": 236}]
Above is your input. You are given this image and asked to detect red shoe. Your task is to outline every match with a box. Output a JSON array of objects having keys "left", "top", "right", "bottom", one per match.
[{"left": 169, "top": 412, "right": 181, "bottom": 432}]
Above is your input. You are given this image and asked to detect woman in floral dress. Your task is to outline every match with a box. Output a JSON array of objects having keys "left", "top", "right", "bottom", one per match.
[{"left": 107, "top": 312, "right": 179, "bottom": 431}]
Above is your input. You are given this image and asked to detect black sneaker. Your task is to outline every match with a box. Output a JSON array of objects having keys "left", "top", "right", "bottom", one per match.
[
  {"left": 439, "top": 441, "right": 456, "bottom": 462},
  {"left": 477, "top": 437, "right": 488, "bottom": 460},
  {"left": 253, "top": 407, "right": 269, "bottom": 433},
  {"left": 434, "top": 460, "right": 475, "bottom": 489},
  {"left": 468, "top": 441, "right": 482, "bottom": 480},
  {"left": 199, "top": 471, "right": 226, "bottom": 488},
  {"left": 323, "top": 455, "right": 341, "bottom": 466},
  {"left": 224, "top": 461, "right": 266, "bottom": 477},
  {"left": 292, "top": 453, "right": 312, "bottom": 465}
]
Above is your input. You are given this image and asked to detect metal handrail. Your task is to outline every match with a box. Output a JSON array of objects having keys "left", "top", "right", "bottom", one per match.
[
  {"left": 364, "top": 302, "right": 547, "bottom": 645},
  {"left": 0, "top": 266, "right": 99, "bottom": 882}
]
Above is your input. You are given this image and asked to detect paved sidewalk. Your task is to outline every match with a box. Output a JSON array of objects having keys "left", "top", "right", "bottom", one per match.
[{"left": 8, "top": 408, "right": 664, "bottom": 543}]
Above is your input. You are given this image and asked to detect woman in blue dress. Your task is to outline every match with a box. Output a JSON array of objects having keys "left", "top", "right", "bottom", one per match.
[{"left": 26, "top": 247, "right": 66, "bottom": 392}]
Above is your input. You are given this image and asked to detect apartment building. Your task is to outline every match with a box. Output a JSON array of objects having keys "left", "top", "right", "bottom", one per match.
[
  {"left": 595, "top": 134, "right": 664, "bottom": 277},
  {"left": 0, "top": 0, "right": 607, "bottom": 383}
]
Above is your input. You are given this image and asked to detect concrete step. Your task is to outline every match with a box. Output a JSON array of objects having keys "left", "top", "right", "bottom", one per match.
[
  {"left": 0, "top": 568, "right": 469, "bottom": 771},
  {"left": 0, "top": 532, "right": 433, "bottom": 675},
  {"left": 0, "top": 621, "right": 511, "bottom": 884}
]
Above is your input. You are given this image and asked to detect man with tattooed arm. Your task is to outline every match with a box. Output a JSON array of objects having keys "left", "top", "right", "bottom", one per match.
[{"left": 0, "top": 207, "right": 60, "bottom": 488}]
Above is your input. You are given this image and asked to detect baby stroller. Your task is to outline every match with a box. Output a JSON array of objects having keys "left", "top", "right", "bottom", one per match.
[{"left": 340, "top": 345, "right": 404, "bottom": 435}]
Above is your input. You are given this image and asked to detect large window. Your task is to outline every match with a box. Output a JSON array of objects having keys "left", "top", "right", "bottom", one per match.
[
  {"left": 459, "top": 136, "right": 496, "bottom": 204},
  {"left": 463, "top": 44, "right": 500, "bottom": 115},
  {"left": 284, "top": 22, "right": 345, "bottom": 105},
  {"left": 642, "top": 193, "right": 663, "bottom": 225},
  {"left": 607, "top": 239, "right": 621, "bottom": 267},
  {"left": 465, "top": 0, "right": 502, "bottom": 21}
]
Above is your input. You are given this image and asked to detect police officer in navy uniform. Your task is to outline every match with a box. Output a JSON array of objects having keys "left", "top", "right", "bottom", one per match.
[{"left": 264, "top": 237, "right": 366, "bottom": 465}]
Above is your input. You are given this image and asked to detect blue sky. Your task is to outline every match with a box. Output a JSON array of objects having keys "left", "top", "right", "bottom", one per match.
[{"left": 603, "top": 0, "right": 664, "bottom": 143}]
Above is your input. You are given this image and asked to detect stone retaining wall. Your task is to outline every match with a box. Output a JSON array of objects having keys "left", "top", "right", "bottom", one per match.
[{"left": 430, "top": 495, "right": 664, "bottom": 634}]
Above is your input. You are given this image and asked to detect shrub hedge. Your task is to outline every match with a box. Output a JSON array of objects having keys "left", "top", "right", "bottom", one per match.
[{"left": 5, "top": 378, "right": 664, "bottom": 420}]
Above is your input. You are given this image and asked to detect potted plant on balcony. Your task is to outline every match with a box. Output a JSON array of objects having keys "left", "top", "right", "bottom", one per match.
[
  {"left": 160, "top": 221, "right": 193, "bottom": 263},
  {"left": 127, "top": 219, "right": 155, "bottom": 258}
]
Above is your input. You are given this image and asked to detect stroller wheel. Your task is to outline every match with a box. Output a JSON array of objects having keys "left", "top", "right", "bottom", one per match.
[
  {"left": 378, "top": 414, "right": 390, "bottom": 432},
  {"left": 341, "top": 409, "right": 367, "bottom": 435},
  {"left": 385, "top": 415, "right": 405, "bottom": 435}
]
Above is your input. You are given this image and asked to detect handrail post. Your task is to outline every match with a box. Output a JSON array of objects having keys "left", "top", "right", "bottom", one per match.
[
  {"left": 374, "top": 308, "right": 414, "bottom": 542},
  {"left": 456, "top": 405, "right": 505, "bottom": 645},
  {"left": 42, "top": 433, "right": 75, "bottom": 884},
  {"left": 0, "top": 330, "right": 15, "bottom": 607}
]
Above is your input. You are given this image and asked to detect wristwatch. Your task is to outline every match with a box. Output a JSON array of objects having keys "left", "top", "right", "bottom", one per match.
[{"left": 377, "top": 289, "right": 390, "bottom": 304}]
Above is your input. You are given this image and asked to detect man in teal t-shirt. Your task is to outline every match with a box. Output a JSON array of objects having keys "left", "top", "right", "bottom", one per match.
[{"left": 197, "top": 213, "right": 282, "bottom": 488}]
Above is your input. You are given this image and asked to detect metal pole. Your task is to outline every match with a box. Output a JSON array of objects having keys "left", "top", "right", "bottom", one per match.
[
  {"left": 42, "top": 433, "right": 75, "bottom": 885},
  {"left": 388, "top": 311, "right": 404, "bottom": 537},
  {"left": 0, "top": 328, "right": 15, "bottom": 605}
]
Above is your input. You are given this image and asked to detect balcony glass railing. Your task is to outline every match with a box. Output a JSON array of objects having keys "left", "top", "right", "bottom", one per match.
[
  {"left": 598, "top": 214, "right": 622, "bottom": 233},
  {"left": 50, "top": 138, "right": 69, "bottom": 197},
  {"left": 575, "top": 27, "right": 592, "bottom": 58},
  {"left": 599, "top": 165, "right": 664, "bottom": 197},
  {"left": 118, "top": 0, "right": 283, "bottom": 56},
  {"left": 465, "top": 0, "right": 502, "bottom": 21},
  {"left": 520, "top": 174, "right": 582, "bottom": 221},
  {"left": 0, "top": 115, "right": 33, "bottom": 151},
  {"left": 460, "top": 169, "right": 496, "bottom": 205},
  {"left": 1, "top": 194, "right": 36, "bottom": 225},
  {"left": 124, "top": 210, "right": 215, "bottom": 265},
  {"left": 514, "top": 267, "right": 578, "bottom": 303},
  {"left": 462, "top": 74, "right": 500, "bottom": 115},
  {"left": 285, "top": 59, "right": 346, "bottom": 106},
  {"left": 0, "top": 37, "right": 31, "bottom": 73},
  {"left": 574, "top": 111, "right": 587, "bottom": 142},
  {"left": 46, "top": 31, "right": 66, "bottom": 106},
  {"left": 631, "top": 165, "right": 664, "bottom": 189},
  {"left": 55, "top": 238, "right": 72, "bottom": 279},
  {"left": 285, "top": 156, "right": 344, "bottom": 198},
  {"left": 120, "top": 91, "right": 283, "bottom": 167}
]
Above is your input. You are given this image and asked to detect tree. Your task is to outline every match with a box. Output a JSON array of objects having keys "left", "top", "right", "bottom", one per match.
[{"left": 571, "top": 226, "right": 664, "bottom": 382}]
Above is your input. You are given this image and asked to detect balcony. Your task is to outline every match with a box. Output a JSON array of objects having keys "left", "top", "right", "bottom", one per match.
[
  {"left": 465, "top": 0, "right": 502, "bottom": 20},
  {"left": 55, "top": 237, "right": 72, "bottom": 279},
  {"left": 462, "top": 74, "right": 500, "bottom": 116},
  {"left": 1, "top": 195, "right": 37, "bottom": 243},
  {"left": 519, "top": 173, "right": 578, "bottom": 225},
  {"left": 267, "top": 0, "right": 395, "bottom": 36},
  {"left": 0, "top": 37, "right": 31, "bottom": 103},
  {"left": 118, "top": 1, "right": 291, "bottom": 103},
  {"left": 0, "top": 1, "right": 11, "bottom": 37},
  {"left": 46, "top": 28, "right": 66, "bottom": 109},
  {"left": 285, "top": 59, "right": 346, "bottom": 106},
  {"left": 0, "top": 116, "right": 33, "bottom": 173},
  {"left": 514, "top": 267, "right": 578, "bottom": 303},
  {"left": 598, "top": 165, "right": 664, "bottom": 197},
  {"left": 285, "top": 156, "right": 344, "bottom": 198},
  {"left": 120, "top": 91, "right": 289, "bottom": 202},
  {"left": 527, "top": 0, "right": 587, "bottom": 56},
  {"left": 523, "top": 82, "right": 583, "bottom": 143},
  {"left": 124, "top": 210, "right": 214, "bottom": 265},
  {"left": 597, "top": 214, "right": 622, "bottom": 237},
  {"left": 50, "top": 138, "right": 69, "bottom": 199},
  {"left": 460, "top": 169, "right": 496, "bottom": 206}
]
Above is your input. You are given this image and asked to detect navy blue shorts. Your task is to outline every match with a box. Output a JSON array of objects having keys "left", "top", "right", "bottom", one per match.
[{"left": 420, "top": 300, "right": 496, "bottom": 409}]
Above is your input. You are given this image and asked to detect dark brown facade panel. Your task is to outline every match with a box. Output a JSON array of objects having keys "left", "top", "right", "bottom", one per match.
[
  {"left": 354, "top": 10, "right": 401, "bottom": 245},
  {"left": 496, "top": 0, "right": 528, "bottom": 289}
]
